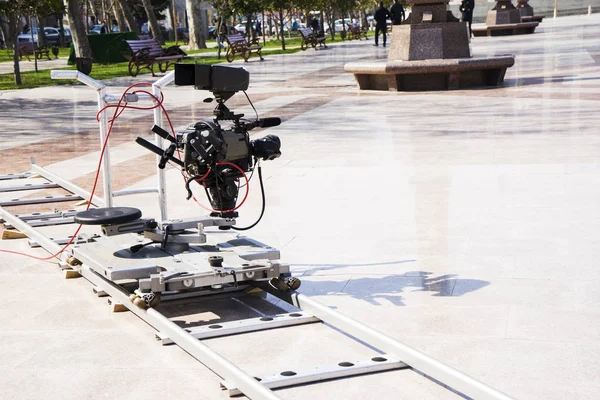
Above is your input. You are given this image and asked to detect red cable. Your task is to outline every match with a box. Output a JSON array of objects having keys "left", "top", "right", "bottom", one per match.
[
  {"left": 1, "top": 82, "right": 253, "bottom": 260},
  {"left": 128, "top": 89, "right": 252, "bottom": 213},
  {"left": 1, "top": 82, "right": 155, "bottom": 261},
  {"left": 189, "top": 161, "right": 250, "bottom": 214}
]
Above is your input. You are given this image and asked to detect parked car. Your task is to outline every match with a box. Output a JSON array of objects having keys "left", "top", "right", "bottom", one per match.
[
  {"left": 141, "top": 22, "right": 170, "bottom": 39},
  {"left": 17, "top": 27, "right": 72, "bottom": 46},
  {"left": 326, "top": 18, "right": 352, "bottom": 34},
  {"left": 269, "top": 23, "right": 290, "bottom": 35},
  {"left": 234, "top": 23, "right": 247, "bottom": 35},
  {"left": 89, "top": 24, "right": 103, "bottom": 34}
]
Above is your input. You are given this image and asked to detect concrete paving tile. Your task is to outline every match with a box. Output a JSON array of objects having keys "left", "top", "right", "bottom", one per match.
[
  {"left": 507, "top": 307, "right": 600, "bottom": 343},
  {"left": 451, "top": 278, "right": 578, "bottom": 309},
  {"left": 0, "top": 367, "right": 218, "bottom": 400},
  {"left": 393, "top": 336, "right": 596, "bottom": 400}
]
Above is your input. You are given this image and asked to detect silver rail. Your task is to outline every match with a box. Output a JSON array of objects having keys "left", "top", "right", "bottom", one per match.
[
  {"left": 152, "top": 72, "right": 175, "bottom": 221},
  {"left": 267, "top": 289, "right": 515, "bottom": 400},
  {"left": 31, "top": 162, "right": 105, "bottom": 207},
  {"left": 0, "top": 182, "right": 60, "bottom": 192}
]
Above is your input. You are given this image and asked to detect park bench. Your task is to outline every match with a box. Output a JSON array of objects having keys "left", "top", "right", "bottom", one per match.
[
  {"left": 124, "top": 38, "right": 185, "bottom": 77},
  {"left": 224, "top": 34, "right": 263, "bottom": 62},
  {"left": 299, "top": 27, "right": 327, "bottom": 50},
  {"left": 346, "top": 23, "right": 368, "bottom": 41},
  {"left": 18, "top": 42, "right": 52, "bottom": 61}
]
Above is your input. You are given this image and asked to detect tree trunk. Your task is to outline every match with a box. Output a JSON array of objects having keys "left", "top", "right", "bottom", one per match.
[
  {"left": 168, "top": 0, "right": 176, "bottom": 42},
  {"left": 37, "top": 17, "right": 47, "bottom": 47},
  {"left": 9, "top": 13, "right": 22, "bottom": 85},
  {"left": 186, "top": 0, "right": 206, "bottom": 50},
  {"left": 141, "top": 0, "right": 164, "bottom": 43},
  {"left": 102, "top": 0, "right": 109, "bottom": 28},
  {"left": 65, "top": 0, "right": 93, "bottom": 59},
  {"left": 119, "top": 0, "right": 138, "bottom": 34},
  {"left": 57, "top": 13, "right": 66, "bottom": 47},
  {"left": 328, "top": 10, "right": 335, "bottom": 40},
  {"left": 245, "top": 15, "right": 251, "bottom": 41},
  {"left": 273, "top": 17, "right": 280, "bottom": 41},
  {"left": 279, "top": 8, "right": 285, "bottom": 50},
  {"left": 113, "top": 0, "right": 127, "bottom": 32},
  {"left": 216, "top": 16, "right": 222, "bottom": 59},
  {"left": 262, "top": 11, "right": 266, "bottom": 46},
  {"left": 29, "top": 16, "right": 39, "bottom": 73},
  {"left": 0, "top": 16, "right": 8, "bottom": 50},
  {"left": 268, "top": 14, "right": 272, "bottom": 39},
  {"left": 89, "top": 0, "right": 100, "bottom": 24}
]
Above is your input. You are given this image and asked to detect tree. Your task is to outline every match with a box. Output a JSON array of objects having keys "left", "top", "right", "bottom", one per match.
[
  {"left": 65, "top": 0, "right": 93, "bottom": 60},
  {"left": 0, "top": 0, "right": 67, "bottom": 84},
  {"left": 265, "top": 0, "right": 294, "bottom": 50},
  {"left": 141, "top": 0, "right": 164, "bottom": 43},
  {"left": 113, "top": 0, "right": 127, "bottom": 32},
  {"left": 186, "top": 0, "right": 206, "bottom": 49},
  {"left": 118, "top": 0, "right": 139, "bottom": 33},
  {"left": 210, "top": 0, "right": 234, "bottom": 58},
  {"left": 230, "top": 0, "right": 261, "bottom": 40}
]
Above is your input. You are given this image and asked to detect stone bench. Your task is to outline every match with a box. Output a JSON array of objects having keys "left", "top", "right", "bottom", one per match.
[
  {"left": 344, "top": 56, "right": 515, "bottom": 91},
  {"left": 472, "top": 21, "right": 538, "bottom": 37},
  {"left": 520, "top": 15, "right": 544, "bottom": 23}
]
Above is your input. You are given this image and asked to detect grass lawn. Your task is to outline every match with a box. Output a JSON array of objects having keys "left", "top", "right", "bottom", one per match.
[
  {"left": 0, "top": 32, "right": 370, "bottom": 91},
  {"left": 0, "top": 47, "right": 71, "bottom": 63},
  {"left": 0, "top": 46, "right": 307, "bottom": 91}
]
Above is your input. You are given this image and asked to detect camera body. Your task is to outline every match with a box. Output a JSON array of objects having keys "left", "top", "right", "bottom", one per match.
[{"left": 138, "top": 64, "right": 281, "bottom": 219}]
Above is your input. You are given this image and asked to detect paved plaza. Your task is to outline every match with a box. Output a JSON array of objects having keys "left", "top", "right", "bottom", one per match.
[{"left": 0, "top": 13, "right": 599, "bottom": 400}]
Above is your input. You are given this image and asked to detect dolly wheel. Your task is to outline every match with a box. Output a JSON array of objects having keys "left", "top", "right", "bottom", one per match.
[
  {"left": 284, "top": 277, "right": 301, "bottom": 290},
  {"left": 269, "top": 277, "right": 301, "bottom": 291}
]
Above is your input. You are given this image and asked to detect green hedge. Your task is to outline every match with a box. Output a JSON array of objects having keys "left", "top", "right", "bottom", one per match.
[{"left": 68, "top": 32, "right": 139, "bottom": 64}]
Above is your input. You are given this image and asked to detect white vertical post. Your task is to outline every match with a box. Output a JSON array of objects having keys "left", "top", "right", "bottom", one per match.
[
  {"left": 97, "top": 86, "right": 113, "bottom": 208},
  {"left": 51, "top": 69, "right": 176, "bottom": 215},
  {"left": 152, "top": 71, "right": 175, "bottom": 221},
  {"left": 554, "top": 0, "right": 558, "bottom": 18}
]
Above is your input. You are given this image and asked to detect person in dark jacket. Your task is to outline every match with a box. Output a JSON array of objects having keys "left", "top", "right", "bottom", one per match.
[
  {"left": 310, "top": 15, "right": 319, "bottom": 33},
  {"left": 390, "top": 0, "right": 405, "bottom": 25},
  {"left": 460, "top": 0, "right": 475, "bottom": 36},
  {"left": 374, "top": 1, "right": 390, "bottom": 46}
]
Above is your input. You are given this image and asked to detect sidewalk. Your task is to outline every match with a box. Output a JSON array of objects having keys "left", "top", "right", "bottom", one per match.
[{"left": 0, "top": 56, "right": 69, "bottom": 74}]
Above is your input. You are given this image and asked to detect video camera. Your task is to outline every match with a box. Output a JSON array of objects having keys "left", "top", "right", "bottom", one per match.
[{"left": 136, "top": 64, "right": 282, "bottom": 220}]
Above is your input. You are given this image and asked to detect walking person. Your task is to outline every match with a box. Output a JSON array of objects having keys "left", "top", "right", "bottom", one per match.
[
  {"left": 460, "top": 0, "right": 475, "bottom": 37},
  {"left": 374, "top": 1, "right": 390, "bottom": 47},
  {"left": 390, "top": 0, "right": 406, "bottom": 25}
]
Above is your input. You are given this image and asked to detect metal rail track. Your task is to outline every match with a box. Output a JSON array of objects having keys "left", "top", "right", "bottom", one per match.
[{"left": 0, "top": 169, "right": 515, "bottom": 400}]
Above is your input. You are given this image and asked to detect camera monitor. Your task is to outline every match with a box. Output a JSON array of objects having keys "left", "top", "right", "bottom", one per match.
[{"left": 174, "top": 64, "right": 249, "bottom": 93}]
